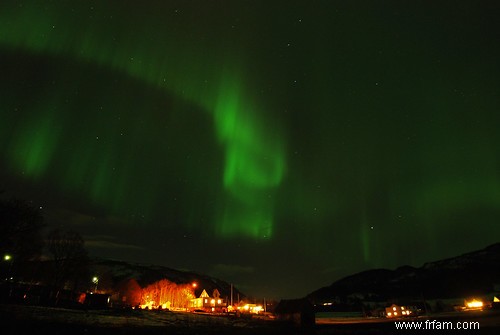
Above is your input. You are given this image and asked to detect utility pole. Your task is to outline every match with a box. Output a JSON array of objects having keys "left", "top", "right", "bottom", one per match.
[{"left": 230, "top": 283, "right": 233, "bottom": 306}]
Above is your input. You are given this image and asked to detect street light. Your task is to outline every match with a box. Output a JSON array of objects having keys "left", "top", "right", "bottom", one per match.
[
  {"left": 92, "top": 276, "right": 99, "bottom": 293},
  {"left": 3, "top": 254, "right": 14, "bottom": 297},
  {"left": 3, "top": 254, "right": 13, "bottom": 281}
]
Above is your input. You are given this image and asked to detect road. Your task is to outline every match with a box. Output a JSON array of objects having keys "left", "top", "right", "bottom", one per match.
[{"left": 315, "top": 309, "right": 500, "bottom": 334}]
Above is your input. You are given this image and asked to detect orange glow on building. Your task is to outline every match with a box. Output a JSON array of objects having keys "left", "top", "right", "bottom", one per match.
[
  {"left": 190, "top": 289, "right": 227, "bottom": 312},
  {"left": 465, "top": 299, "right": 483, "bottom": 310},
  {"left": 237, "top": 303, "right": 263, "bottom": 314},
  {"left": 385, "top": 304, "right": 412, "bottom": 318}
]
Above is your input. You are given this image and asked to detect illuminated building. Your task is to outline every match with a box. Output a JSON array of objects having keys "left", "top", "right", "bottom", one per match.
[{"left": 190, "top": 288, "right": 226, "bottom": 312}]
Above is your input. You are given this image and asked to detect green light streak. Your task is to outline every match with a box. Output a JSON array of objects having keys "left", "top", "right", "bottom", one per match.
[
  {"left": 212, "top": 71, "right": 285, "bottom": 238},
  {"left": 0, "top": 3, "right": 286, "bottom": 239},
  {"left": 8, "top": 110, "right": 60, "bottom": 179}
]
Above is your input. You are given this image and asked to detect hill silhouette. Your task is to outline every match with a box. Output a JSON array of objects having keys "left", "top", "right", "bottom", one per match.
[{"left": 307, "top": 243, "right": 500, "bottom": 304}]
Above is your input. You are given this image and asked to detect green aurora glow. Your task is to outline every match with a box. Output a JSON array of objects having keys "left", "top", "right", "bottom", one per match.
[
  {"left": 0, "top": 1, "right": 285, "bottom": 239},
  {"left": 1, "top": 1, "right": 499, "bottom": 299}
]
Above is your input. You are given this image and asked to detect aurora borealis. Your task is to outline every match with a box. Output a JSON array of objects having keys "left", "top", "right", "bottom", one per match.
[{"left": 1, "top": 1, "right": 500, "bottom": 300}]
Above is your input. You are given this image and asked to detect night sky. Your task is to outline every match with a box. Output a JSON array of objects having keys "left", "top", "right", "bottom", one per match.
[{"left": 1, "top": 1, "right": 500, "bottom": 300}]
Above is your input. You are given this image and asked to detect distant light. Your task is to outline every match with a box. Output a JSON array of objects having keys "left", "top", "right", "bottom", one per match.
[
  {"left": 4, "top": 254, "right": 11, "bottom": 261},
  {"left": 466, "top": 299, "right": 483, "bottom": 309},
  {"left": 192, "top": 283, "right": 197, "bottom": 288}
]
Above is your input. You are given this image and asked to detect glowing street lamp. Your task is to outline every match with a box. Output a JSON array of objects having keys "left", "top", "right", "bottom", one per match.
[
  {"left": 3, "top": 254, "right": 14, "bottom": 297},
  {"left": 3, "top": 254, "right": 13, "bottom": 282},
  {"left": 92, "top": 276, "right": 99, "bottom": 293}
]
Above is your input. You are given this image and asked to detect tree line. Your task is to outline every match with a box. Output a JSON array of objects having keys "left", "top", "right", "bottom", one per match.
[{"left": 0, "top": 196, "right": 90, "bottom": 304}]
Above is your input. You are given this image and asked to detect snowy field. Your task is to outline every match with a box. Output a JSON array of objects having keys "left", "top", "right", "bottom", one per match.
[
  {"left": 2, "top": 304, "right": 500, "bottom": 334},
  {"left": 0, "top": 304, "right": 292, "bottom": 335}
]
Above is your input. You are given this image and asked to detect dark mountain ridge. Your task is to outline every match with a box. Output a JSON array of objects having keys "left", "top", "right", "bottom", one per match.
[
  {"left": 308, "top": 243, "right": 500, "bottom": 304},
  {"left": 89, "top": 258, "right": 244, "bottom": 301},
  {"left": 9, "top": 257, "right": 244, "bottom": 305}
]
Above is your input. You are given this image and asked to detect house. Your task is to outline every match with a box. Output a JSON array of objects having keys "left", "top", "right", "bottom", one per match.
[
  {"left": 190, "top": 288, "right": 226, "bottom": 312},
  {"left": 385, "top": 304, "right": 412, "bottom": 318},
  {"left": 237, "top": 302, "right": 263, "bottom": 314},
  {"left": 274, "top": 298, "right": 315, "bottom": 327}
]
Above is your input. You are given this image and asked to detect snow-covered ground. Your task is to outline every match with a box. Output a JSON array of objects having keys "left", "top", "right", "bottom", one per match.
[
  {"left": 4, "top": 304, "right": 499, "bottom": 335},
  {"left": 0, "top": 304, "right": 289, "bottom": 334}
]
